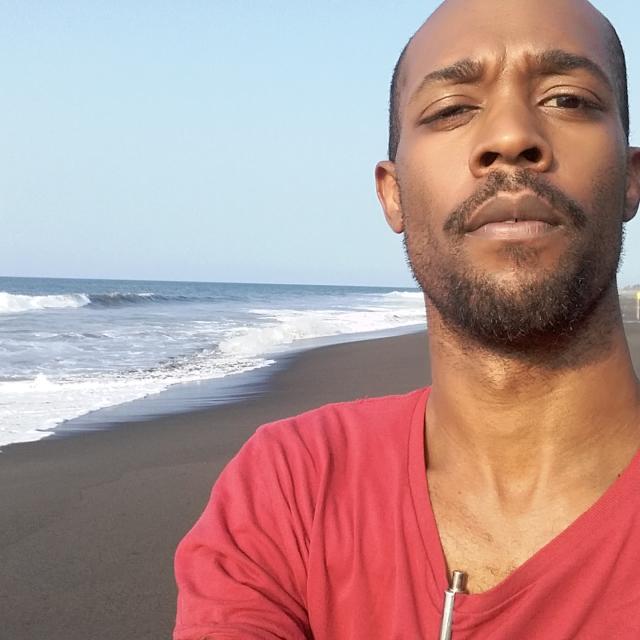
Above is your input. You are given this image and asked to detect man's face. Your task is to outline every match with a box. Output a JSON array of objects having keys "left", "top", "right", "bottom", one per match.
[{"left": 376, "top": 0, "right": 640, "bottom": 348}]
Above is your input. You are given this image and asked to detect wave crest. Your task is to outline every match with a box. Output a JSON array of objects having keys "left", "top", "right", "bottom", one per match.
[
  {"left": 383, "top": 290, "right": 423, "bottom": 300},
  {"left": 0, "top": 292, "right": 90, "bottom": 314},
  {"left": 0, "top": 290, "right": 185, "bottom": 314},
  {"left": 87, "top": 292, "right": 168, "bottom": 307}
]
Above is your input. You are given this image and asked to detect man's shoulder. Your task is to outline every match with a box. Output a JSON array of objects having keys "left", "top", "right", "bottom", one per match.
[
  {"left": 253, "top": 387, "right": 429, "bottom": 452},
  {"left": 221, "top": 387, "right": 429, "bottom": 495}
]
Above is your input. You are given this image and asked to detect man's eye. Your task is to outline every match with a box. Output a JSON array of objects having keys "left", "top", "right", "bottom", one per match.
[
  {"left": 543, "top": 94, "right": 599, "bottom": 110},
  {"left": 423, "top": 105, "right": 476, "bottom": 125}
]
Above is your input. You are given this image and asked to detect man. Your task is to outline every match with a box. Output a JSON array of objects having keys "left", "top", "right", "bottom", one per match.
[{"left": 174, "top": 0, "right": 640, "bottom": 637}]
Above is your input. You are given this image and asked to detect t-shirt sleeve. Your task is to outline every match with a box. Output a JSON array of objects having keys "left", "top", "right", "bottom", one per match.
[{"left": 173, "top": 423, "right": 315, "bottom": 640}]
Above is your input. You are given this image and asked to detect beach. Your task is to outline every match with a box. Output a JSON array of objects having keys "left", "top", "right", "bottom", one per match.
[
  {"left": 0, "top": 330, "right": 430, "bottom": 640},
  {"left": 4, "top": 319, "right": 640, "bottom": 640}
]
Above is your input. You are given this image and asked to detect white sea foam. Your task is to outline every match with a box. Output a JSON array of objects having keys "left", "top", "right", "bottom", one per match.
[
  {"left": 0, "top": 356, "right": 274, "bottom": 448},
  {"left": 219, "top": 305, "right": 425, "bottom": 359},
  {"left": 0, "top": 282, "right": 425, "bottom": 449},
  {"left": 0, "top": 291, "right": 90, "bottom": 314},
  {"left": 383, "top": 290, "right": 424, "bottom": 300}
]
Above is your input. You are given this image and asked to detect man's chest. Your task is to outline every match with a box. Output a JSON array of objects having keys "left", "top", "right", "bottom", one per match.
[
  {"left": 308, "top": 493, "right": 640, "bottom": 640},
  {"left": 307, "top": 468, "right": 640, "bottom": 639},
  {"left": 427, "top": 482, "right": 590, "bottom": 593}
]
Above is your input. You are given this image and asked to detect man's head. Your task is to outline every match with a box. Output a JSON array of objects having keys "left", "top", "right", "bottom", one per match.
[
  {"left": 375, "top": 0, "right": 640, "bottom": 352},
  {"left": 388, "top": 4, "right": 630, "bottom": 163}
]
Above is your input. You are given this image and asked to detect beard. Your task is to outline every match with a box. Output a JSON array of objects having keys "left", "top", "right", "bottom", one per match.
[{"left": 402, "top": 169, "right": 625, "bottom": 351}]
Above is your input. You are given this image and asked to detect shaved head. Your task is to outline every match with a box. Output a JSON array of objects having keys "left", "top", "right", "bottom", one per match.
[
  {"left": 374, "top": 0, "right": 640, "bottom": 355},
  {"left": 387, "top": 0, "right": 629, "bottom": 161}
]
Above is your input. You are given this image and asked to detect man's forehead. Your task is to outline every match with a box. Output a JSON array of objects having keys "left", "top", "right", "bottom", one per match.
[{"left": 400, "top": 0, "right": 614, "bottom": 95}]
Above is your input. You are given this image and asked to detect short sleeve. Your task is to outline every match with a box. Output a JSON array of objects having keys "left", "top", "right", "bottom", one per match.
[{"left": 174, "top": 422, "right": 315, "bottom": 640}]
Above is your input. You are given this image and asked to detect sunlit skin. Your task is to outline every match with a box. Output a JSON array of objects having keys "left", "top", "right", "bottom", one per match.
[{"left": 376, "top": 0, "right": 640, "bottom": 593}]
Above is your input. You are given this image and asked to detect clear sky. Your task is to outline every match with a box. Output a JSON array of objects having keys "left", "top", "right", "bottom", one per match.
[{"left": 3, "top": 1, "right": 640, "bottom": 287}]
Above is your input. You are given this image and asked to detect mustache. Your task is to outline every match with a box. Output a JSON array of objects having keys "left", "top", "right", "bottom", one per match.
[{"left": 442, "top": 170, "right": 588, "bottom": 234}]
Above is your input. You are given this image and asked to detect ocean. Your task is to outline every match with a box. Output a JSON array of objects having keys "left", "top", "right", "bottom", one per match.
[{"left": 0, "top": 276, "right": 424, "bottom": 448}]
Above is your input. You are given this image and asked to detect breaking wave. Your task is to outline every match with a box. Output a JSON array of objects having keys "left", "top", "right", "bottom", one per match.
[
  {"left": 0, "top": 291, "right": 192, "bottom": 314},
  {"left": 87, "top": 292, "right": 174, "bottom": 307},
  {"left": 0, "top": 292, "right": 90, "bottom": 314},
  {"left": 382, "top": 290, "right": 423, "bottom": 300}
]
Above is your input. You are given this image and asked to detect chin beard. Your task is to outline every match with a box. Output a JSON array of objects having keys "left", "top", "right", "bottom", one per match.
[
  {"left": 406, "top": 234, "right": 622, "bottom": 351},
  {"left": 399, "top": 168, "right": 626, "bottom": 352}
]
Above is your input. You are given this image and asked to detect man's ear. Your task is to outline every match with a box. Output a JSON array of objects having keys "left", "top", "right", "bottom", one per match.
[
  {"left": 624, "top": 147, "right": 640, "bottom": 222},
  {"left": 375, "top": 161, "right": 404, "bottom": 233}
]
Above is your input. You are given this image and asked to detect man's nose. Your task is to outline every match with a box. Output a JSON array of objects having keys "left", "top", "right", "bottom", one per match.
[{"left": 468, "top": 99, "right": 553, "bottom": 177}]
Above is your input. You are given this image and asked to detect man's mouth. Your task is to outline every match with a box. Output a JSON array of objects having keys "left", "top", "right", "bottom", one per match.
[
  {"left": 464, "top": 193, "right": 564, "bottom": 239},
  {"left": 470, "top": 218, "right": 557, "bottom": 239}
]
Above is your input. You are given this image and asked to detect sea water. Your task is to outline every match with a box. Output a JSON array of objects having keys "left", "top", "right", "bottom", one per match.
[{"left": 0, "top": 277, "right": 424, "bottom": 448}]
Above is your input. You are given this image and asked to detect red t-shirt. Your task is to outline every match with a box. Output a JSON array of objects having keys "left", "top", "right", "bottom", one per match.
[{"left": 174, "top": 388, "right": 640, "bottom": 639}]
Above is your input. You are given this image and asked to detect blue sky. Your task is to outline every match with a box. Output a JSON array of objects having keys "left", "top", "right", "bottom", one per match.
[{"left": 3, "top": 1, "right": 640, "bottom": 287}]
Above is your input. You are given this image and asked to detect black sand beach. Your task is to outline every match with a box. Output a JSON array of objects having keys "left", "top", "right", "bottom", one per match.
[
  {"left": 4, "top": 321, "right": 640, "bottom": 639},
  {"left": 1, "top": 331, "right": 430, "bottom": 640}
]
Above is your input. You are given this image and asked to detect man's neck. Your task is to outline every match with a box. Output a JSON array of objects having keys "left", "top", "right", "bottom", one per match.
[{"left": 425, "top": 294, "right": 640, "bottom": 508}]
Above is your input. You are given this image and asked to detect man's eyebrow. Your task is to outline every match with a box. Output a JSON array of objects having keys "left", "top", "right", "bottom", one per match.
[
  {"left": 532, "top": 49, "right": 613, "bottom": 91},
  {"left": 406, "top": 49, "right": 613, "bottom": 107},
  {"left": 407, "top": 58, "right": 484, "bottom": 106}
]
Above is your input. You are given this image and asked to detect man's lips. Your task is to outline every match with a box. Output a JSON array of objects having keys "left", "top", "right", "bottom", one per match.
[{"left": 464, "top": 193, "right": 565, "bottom": 238}]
